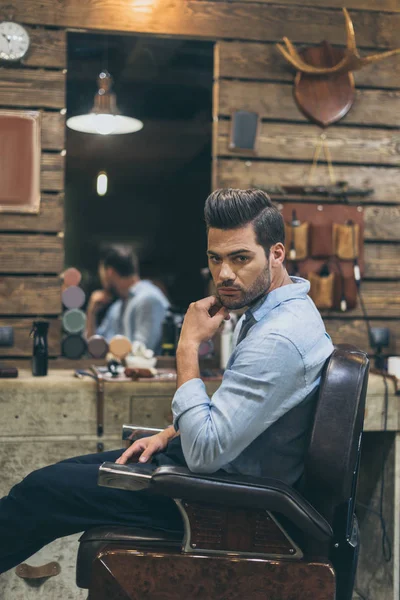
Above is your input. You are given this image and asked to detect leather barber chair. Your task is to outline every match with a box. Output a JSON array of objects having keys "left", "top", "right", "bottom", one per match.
[{"left": 76, "top": 345, "right": 369, "bottom": 600}]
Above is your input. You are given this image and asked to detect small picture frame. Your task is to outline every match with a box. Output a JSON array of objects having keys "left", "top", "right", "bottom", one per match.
[
  {"left": 0, "top": 109, "right": 41, "bottom": 214},
  {"left": 229, "top": 110, "right": 260, "bottom": 154}
]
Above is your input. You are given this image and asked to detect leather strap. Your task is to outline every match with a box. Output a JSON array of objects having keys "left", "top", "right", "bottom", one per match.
[
  {"left": 90, "top": 366, "right": 105, "bottom": 437},
  {"left": 16, "top": 562, "right": 61, "bottom": 579}
]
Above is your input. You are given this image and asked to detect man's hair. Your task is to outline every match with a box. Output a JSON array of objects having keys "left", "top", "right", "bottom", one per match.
[
  {"left": 99, "top": 245, "right": 139, "bottom": 277},
  {"left": 204, "top": 188, "right": 285, "bottom": 253}
]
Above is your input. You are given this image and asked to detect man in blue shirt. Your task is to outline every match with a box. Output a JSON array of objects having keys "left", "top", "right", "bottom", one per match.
[
  {"left": 86, "top": 245, "right": 169, "bottom": 353},
  {"left": 0, "top": 189, "right": 333, "bottom": 574},
  {"left": 118, "top": 188, "right": 334, "bottom": 484}
]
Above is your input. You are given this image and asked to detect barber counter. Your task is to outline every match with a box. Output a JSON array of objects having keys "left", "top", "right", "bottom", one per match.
[{"left": 0, "top": 370, "right": 398, "bottom": 600}]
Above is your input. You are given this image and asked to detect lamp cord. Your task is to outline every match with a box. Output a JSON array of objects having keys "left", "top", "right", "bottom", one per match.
[{"left": 352, "top": 220, "right": 391, "bottom": 600}]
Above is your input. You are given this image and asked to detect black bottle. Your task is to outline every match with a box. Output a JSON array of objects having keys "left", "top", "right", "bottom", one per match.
[
  {"left": 161, "top": 312, "right": 176, "bottom": 356},
  {"left": 31, "top": 321, "right": 49, "bottom": 376}
]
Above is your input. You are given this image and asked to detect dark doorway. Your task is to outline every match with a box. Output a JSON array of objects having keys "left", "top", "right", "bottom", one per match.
[{"left": 65, "top": 32, "right": 213, "bottom": 309}]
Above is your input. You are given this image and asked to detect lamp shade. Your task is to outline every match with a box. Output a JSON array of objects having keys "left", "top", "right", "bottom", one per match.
[{"left": 66, "top": 71, "right": 143, "bottom": 135}]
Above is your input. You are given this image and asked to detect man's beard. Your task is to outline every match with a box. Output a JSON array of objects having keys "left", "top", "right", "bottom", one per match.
[
  {"left": 106, "top": 284, "right": 119, "bottom": 300},
  {"left": 216, "top": 267, "right": 271, "bottom": 310}
]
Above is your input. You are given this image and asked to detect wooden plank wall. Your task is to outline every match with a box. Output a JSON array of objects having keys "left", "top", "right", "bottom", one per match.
[
  {"left": 213, "top": 23, "right": 400, "bottom": 355},
  {"left": 0, "top": 0, "right": 398, "bottom": 359},
  {"left": 0, "top": 27, "right": 66, "bottom": 357}
]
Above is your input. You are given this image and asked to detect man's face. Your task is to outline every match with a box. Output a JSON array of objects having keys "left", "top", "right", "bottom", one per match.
[
  {"left": 207, "top": 224, "right": 271, "bottom": 310},
  {"left": 98, "top": 263, "right": 118, "bottom": 296}
]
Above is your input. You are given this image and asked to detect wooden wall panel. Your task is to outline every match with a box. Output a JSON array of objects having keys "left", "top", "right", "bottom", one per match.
[
  {"left": 41, "top": 154, "right": 65, "bottom": 192},
  {"left": 210, "top": 0, "right": 400, "bottom": 13},
  {"left": 364, "top": 244, "right": 400, "bottom": 279},
  {"left": 42, "top": 112, "right": 66, "bottom": 151},
  {"left": 0, "top": 277, "right": 61, "bottom": 315},
  {"left": 0, "top": 10, "right": 66, "bottom": 359},
  {"left": 364, "top": 208, "right": 400, "bottom": 241},
  {"left": 0, "top": 70, "right": 65, "bottom": 109},
  {"left": 3, "top": 2, "right": 400, "bottom": 48},
  {"left": 0, "top": 195, "right": 64, "bottom": 233},
  {"left": 0, "top": 318, "right": 60, "bottom": 356},
  {"left": 0, "top": 276, "right": 387, "bottom": 317},
  {"left": 215, "top": 159, "right": 400, "bottom": 204},
  {"left": 216, "top": 121, "right": 400, "bottom": 166},
  {"left": 215, "top": 42, "right": 400, "bottom": 89},
  {"left": 23, "top": 28, "right": 66, "bottom": 69},
  {"left": 325, "top": 319, "right": 400, "bottom": 355},
  {"left": 215, "top": 80, "right": 400, "bottom": 127},
  {"left": 0, "top": 235, "right": 64, "bottom": 273}
]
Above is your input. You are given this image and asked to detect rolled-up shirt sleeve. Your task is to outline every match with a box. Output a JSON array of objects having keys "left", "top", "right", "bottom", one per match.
[
  {"left": 172, "top": 332, "right": 306, "bottom": 474},
  {"left": 96, "top": 305, "right": 117, "bottom": 341}
]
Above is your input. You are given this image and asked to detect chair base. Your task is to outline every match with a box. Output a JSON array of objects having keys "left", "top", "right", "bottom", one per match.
[{"left": 89, "top": 547, "right": 336, "bottom": 600}]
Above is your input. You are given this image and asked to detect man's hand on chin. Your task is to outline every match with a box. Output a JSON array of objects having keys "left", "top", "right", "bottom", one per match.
[
  {"left": 179, "top": 296, "right": 230, "bottom": 347},
  {"left": 176, "top": 296, "right": 230, "bottom": 387}
]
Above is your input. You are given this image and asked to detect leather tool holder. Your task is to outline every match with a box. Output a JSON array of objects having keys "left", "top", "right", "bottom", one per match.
[
  {"left": 89, "top": 367, "right": 105, "bottom": 437},
  {"left": 308, "top": 272, "right": 336, "bottom": 310},
  {"left": 284, "top": 222, "right": 309, "bottom": 261},
  {"left": 333, "top": 271, "right": 358, "bottom": 311},
  {"left": 333, "top": 222, "right": 360, "bottom": 260},
  {"left": 310, "top": 223, "right": 334, "bottom": 258},
  {"left": 280, "top": 203, "right": 364, "bottom": 313}
]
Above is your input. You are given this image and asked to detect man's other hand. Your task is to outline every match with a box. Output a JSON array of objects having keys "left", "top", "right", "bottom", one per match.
[
  {"left": 179, "top": 296, "right": 230, "bottom": 347},
  {"left": 116, "top": 430, "right": 172, "bottom": 465}
]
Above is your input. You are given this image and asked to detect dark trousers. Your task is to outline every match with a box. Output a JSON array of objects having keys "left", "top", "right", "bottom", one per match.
[{"left": 0, "top": 449, "right": 183, "bottom": 574}]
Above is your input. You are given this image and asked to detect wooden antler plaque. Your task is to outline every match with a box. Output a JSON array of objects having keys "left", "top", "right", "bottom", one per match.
[{"left": 294, "top": 42, "right": 355, "bottom": 127}]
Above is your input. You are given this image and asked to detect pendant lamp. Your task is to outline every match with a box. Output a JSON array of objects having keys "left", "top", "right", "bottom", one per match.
[{"left": 66, "top": 71, "right": 143, "bottom": 135}]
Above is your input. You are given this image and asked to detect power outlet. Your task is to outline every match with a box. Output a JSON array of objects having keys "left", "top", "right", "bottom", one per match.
[{"left": 0, "top": 327, "right": 14, "bottom": 347}]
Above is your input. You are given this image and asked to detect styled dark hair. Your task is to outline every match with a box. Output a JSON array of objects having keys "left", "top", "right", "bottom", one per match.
[
  {"left": 99, "top": 245, "right": 139, "bottom": 277},
  {"left": 204, "top": 188, "right": 285, "bottom": 253}
]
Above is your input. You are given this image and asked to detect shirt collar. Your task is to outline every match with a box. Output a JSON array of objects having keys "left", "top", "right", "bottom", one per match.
[
  {"left": 247, "top": 276, "right": 310, "bottom": 322},
  {"left": 127, "top": 279, "right": 143, "bottom": 297}
]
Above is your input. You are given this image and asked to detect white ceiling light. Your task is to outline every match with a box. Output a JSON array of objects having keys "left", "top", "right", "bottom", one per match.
[{"left": 67, "top": 71, "right": 143, "bottom": 135}]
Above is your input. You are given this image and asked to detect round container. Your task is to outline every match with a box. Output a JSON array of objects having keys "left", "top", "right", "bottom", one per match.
[
  {"left": 387, "top": 356, "right": 400, "bottom": 380},
  {"left": 62, "top": 286, "right": 86, "bottom": 309},
  {"left": 87, "top": 335, "right": 109, "bottom": 359},
  {"left": 61, "top": 334, "right": 87, "bottom": 359},
  {"left": 109, "top": 335, "right": 132, "bottom": 360},
  {"left": 62, "top": 267, "right": 82, "bottom": 288},
  {"left": 62, "top": 308, "right": 86, "bottom": 334}
]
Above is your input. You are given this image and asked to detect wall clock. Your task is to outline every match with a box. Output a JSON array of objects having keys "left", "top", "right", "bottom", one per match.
[{"left": 0, "top": 21, "right": 30, "bottom": 62}]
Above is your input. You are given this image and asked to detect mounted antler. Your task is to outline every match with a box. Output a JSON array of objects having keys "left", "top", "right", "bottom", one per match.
[{"left": 276, "top": 8, "right": 400, "bottom": 75}]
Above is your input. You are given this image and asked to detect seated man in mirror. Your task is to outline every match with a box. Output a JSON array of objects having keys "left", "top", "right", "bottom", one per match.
[
  {"left": 0, "top": 189, "right": 334, "bottom": 574},
  {"left": 86, "top": 245, "right": 169, "bottom": 353}
]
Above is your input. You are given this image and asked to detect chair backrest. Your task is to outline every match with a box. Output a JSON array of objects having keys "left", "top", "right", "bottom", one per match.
[{"left": 303, "top": 345, "right": 369, "bottom": 525}]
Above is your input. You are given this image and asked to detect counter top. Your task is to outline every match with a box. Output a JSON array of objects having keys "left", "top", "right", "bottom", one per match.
[
  {"left": 1, "top": 368, "right": 397, "bottom": 394},
  {"left": 0, "top": 369, "right": 398, "bottom": 433}
]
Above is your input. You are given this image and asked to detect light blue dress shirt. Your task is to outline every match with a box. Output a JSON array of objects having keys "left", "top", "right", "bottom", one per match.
[
  {"left": 172, "top": 277, "right": 334, "bottom": 485},
  {"left": 96, "top": 280, "right": 169, "bottom": 353}
]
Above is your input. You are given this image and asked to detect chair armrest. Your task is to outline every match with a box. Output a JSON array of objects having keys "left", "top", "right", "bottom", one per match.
[
  {"left": 98, "top": 463, "right": 332, "bottom": 542},
  {"left": 99, "top": 462, "right": 155, "bottom": 491},
  {"left": 122, "top": 424, "right": 163, "bottom": 442}
]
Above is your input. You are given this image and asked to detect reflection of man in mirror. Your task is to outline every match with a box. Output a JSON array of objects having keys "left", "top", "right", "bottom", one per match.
[{"left": 86, "top": 245, "right": 169, "bottom": 353}]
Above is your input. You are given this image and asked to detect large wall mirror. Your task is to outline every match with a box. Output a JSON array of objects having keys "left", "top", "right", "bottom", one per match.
[{"left": 65, "top": 32, "right": 214, "bottom": 312}]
